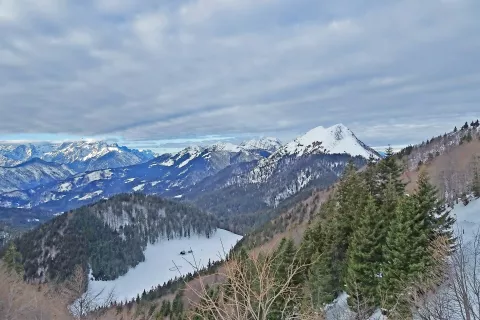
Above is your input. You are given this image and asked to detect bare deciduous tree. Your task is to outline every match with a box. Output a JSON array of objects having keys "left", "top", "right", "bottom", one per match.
[
  {"left": 175, "top": 248, "right": 321, "bottom": 320},
  {"left": 62, "top": 266, "right": 115, "bottom": 320}
]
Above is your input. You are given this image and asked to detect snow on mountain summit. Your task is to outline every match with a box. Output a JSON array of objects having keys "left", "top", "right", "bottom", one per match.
[
  {"left": 282, "top": 124, "right": 379, "bottom": 159},
  {"left": 210, "top": 142, "right": 242, "bottom": 153},
  {"left": 240, "top": 137, "right": 282, "bottom": 152},
  {"left": 243, "top": 124, "right": 379, "bottom": 185}
]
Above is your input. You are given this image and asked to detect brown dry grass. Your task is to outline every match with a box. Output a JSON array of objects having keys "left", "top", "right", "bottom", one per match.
[{"left": 0, "top": 262, "right": 73, "bottom": 320}]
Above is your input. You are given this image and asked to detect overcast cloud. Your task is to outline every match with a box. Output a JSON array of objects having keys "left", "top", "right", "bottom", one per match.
[{"left": 0, "top": 0, "right": 479, "bottom": 151}]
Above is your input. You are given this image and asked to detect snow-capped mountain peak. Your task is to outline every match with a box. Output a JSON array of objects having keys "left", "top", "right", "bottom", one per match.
[
  {"left": 211, "top": 142, "right": 242, "bottom": 153},
  {"left": 282, "top": 123, "right": 379, "bottom": 159},
  {"left": 240, "top": 137, "right": 282, "bottom": 152}
]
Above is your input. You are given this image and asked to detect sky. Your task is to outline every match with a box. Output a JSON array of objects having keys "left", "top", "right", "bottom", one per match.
[{"left": 0, "top": 0, "right": 479, "bottom": 154}]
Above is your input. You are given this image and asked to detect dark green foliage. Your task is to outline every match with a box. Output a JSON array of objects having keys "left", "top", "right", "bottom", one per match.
[
  {"left": 380, "top": 196, "right": 429, "bottom": 312},
  {"left": 159, "top": 300, "right": 171, "bottom": 317},
  {"left": 471, "top": 156, "right": 480, "bottom": 198},
  {"left": 415, "top": 170, "right": 454, "bottom": 243},
  {"left": 346, "top": 196, "right": 383, "bottom": 310},
  {"left": 298, "top": 147, "right": 453, "bottom": 317},
  {"left": 14, "top": 194, "right": 217, "bottom": 282},
  {"left": 376, "top": 146, "right": 405, "bottom": 200},
  {"left": 269, "top": 238, "right": 301, "bottom": 319},
  {"left": 171, "top": 291, "right": 184, "bottom": 315},
  {"left": 3, "top": 242, "right": 24, "bottom": 275}
]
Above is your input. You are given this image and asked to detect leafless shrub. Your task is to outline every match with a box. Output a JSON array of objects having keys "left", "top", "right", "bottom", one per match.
[
  {"left": 0, "top": 262, "right": 60, "bottom": 320},
  {"left": 175, "top": 247, "right": 321, "bottom": 320},
  {"left": 61, "top": 265, "right": 115, "bottom": 320}
]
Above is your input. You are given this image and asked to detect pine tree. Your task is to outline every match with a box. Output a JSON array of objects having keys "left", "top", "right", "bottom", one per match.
[
  {"left": 380, "top": 196, "right": 429, "bottom": 313},
  {"left": 172, "top": 292, "right": 184, "bottom": 315},
  {"left": 3, "top": 242, "right": 23, "bottom": 275},
  {"left": 308, "top": 250, "right": 337, "bottom": 308},
  {"left": 415, "top": 170, "right": 454, "bottom": 242},
  {"left": 376, "top": 146, "right": 405, "bottom": 201},
  {"left": 454, "top": 126, "right": 458, "bottom": 132},
  {"left": 472, "top": 156, "right": 480, "bottom": 198},
  {"left": 270, "top": 238, "right": 299, "bottom": 319},
  {"left": 364, "top": 155, "right": 379, "bottom": 197},
  {"left": 346, "top": 196, "right": 383, "bottom": 310}
]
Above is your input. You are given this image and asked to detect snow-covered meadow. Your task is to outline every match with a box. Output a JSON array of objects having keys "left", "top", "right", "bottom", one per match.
[{"left": 79, "top": 228, "right": 242, "bottom": 305}]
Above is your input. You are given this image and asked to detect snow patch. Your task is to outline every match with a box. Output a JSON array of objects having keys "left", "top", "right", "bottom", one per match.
[
  {"left": 78, "top": 190, "right": 103, "bottom": 201},
  {"left": 132, "top": 184, "right": 145, "bottom": 192},
  {"left": 58, "top": 182, "right": 72, "bottom": 192}
]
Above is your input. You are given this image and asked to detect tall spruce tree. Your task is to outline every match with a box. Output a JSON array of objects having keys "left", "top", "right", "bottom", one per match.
[
  {"left": 364, "top": 155, "right": 379, "bottom": 197},
  {"left": 376, "top": 146, "right": 405, "bottom": 202},
  {"left": 333, "top": 163, "right": 369, "bottom": 278},
  {"left": 415, "top": 170, "right": 454, "bottom": 243},
  {"left": 380, "top": 195, "right": 429, "bottom": 314},
  {"left": 346, "top": 196, "right": 383, "bottom": 310},
  {"left": 471, "top": 155, "right": 480, "bottom": 198},
  {"left": 270, "top": 238, "right": 299, "bottom": 319},
  {"left": 3, "top": 242, "right": 23, "bottom": 275}
]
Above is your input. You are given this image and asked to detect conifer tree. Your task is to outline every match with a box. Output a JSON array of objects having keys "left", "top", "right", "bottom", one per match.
[
  {"left": 376, "top": 146, "right": 405, "bottom": 201},
  {"left": 308, "top": 249, "right": 337, "bottom": 308},
  {"left": 380, "top": 196, "right": 429, "bottom": 314},
  {"left": 333, "top": 163, "right": 369, "bottom": 264},
  {"left": 415, "top": 170, "right": 454, "bottom": 242},
  {"left": 270, "top": 238, "right": 299, "bottom": 319},
  {"left": 346, "top": 196, "right": 383, "bottom": 310},
  {"left": 364, "top": 155, "right": 379, "bottom": 197},
  {"left": 3, "top": 242, "right": 23, "bottom": 275},
  {"left": 472, "top": 156, "right": 480, "bottom": 198}
]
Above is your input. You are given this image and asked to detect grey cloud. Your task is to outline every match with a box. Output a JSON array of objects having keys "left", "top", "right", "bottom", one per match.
[{"left": 0, "top": 0, "right": 478, "bottom": 147}]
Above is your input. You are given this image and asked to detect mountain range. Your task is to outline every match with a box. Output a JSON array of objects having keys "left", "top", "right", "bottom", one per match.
[
  {"left": 0, "top": 141, "right": 156, "bottom": 172},
  {"left": 0, "top": 124, "right": 379, "bottom": 227}
]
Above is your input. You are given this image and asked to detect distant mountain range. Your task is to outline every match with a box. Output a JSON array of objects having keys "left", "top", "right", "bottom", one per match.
[
  {"left": 0, "top": 124, "right": 379, "bottom": 223},
  {"left": 0, "top": 141, "right": 156, "bottom": 172}
]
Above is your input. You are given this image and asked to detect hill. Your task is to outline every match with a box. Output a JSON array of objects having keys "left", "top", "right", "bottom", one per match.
[{"left": 12, "top": 194, "right": 217, "bottom": 283}]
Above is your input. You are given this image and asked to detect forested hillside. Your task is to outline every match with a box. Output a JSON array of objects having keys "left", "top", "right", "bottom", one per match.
[{"left": 11, "top": 194, "right": 217, "bottom": 283}]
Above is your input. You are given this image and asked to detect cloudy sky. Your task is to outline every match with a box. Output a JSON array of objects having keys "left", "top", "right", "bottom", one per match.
[{"left": 0, "top": 0, "right": 479, "bottom": 153}]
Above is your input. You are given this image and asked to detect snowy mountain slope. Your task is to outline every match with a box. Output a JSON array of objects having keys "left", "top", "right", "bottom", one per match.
[
  {"left": 0, "top": 159, "right": 75, "bottom": 193},
  {"left": 0, "top": 143, "right": 56, "bottom": 167},
  {"left": 240, "top": 137, "right": 282, "bottom": 153},
  {"left": 188, "top": 154, "right": 368, "bottom": 219},
  {"left": 0, "top": 141, "right": 155, "bottom": 172},
  {"left": 281, "top": 124, "right": 378, "bottom": 158}
]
